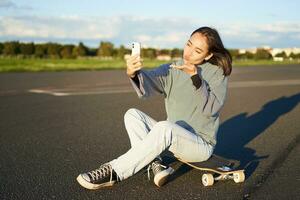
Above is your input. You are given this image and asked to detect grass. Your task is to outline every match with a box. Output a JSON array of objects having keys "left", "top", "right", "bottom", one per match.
[
  {"left": 0, "top": 57, "right": 167, "bottom": 72},
  {"left": 233, "top": 59, "right": 300, "bottom": 66},
  {"left": 0, "top": 57, "right": 299, "bottom": 73}
]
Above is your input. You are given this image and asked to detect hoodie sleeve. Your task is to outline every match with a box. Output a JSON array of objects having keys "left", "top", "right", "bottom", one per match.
[
  {"left": 129, "top": 63, "right": 171, "bottom": 99},
  {"left": 194, "top": 67, "right": 228, "bottom": 117}
]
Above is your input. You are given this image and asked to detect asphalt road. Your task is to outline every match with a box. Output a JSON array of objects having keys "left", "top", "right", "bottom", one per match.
[{"left": 0, "top": 64, "right": 299, "bottom": 199}]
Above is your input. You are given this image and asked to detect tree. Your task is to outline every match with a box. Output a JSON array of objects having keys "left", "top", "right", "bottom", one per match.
[
  {"left": 47, "top": 43, "right": 61, "bottom": 58},
  {"left": 254, "top": 49, "right": 272, "bottom": 60},
  {"left": 20, "top": 42, "right": 34, "bottom": 56},
  {"left": 142, "top": 48, "right": 157, "bottom": 59},
  {"left": 87, "top": 48, "right": 97, "bottom": 56},
  {"left": 72, "top": 42, "right": 88, "bottom": 57},
  {"left": 275, "top": 51, "right": 287, "bottom": 59},
  {"left": 97, "top": 41, "right": 114, "bottom": 57},
  {"left": 290, "top": 52, "right": 300, "bottom": 59},
  {"left": 3, "top": 41, "right": 20, "bottom": 56},
  {"left": 159, "top": 49, "right": 171, "bottom": 55},
  {"left": 246, "top": 52, "right": 255, "bottom": 59},
  {"left": 35, "top": 44, "right": 47, "bottom": 58},
  {"left": 0, "top": 42, "right": 3, "bottom": 54},
  {"left": 237, "top": 52, "right": 254, "bottom": 60},
  {"left": 228, "top": 49, "right": 239, "bottom": 59},
  {"left": 171, "top": 48, "right": 182, "bottom": 58},
  {"left": 117, "top": 45, "right": 127, "bottom": 59},
  {"left": 60, "top": 45, "right": 75, "bottom": 59}
]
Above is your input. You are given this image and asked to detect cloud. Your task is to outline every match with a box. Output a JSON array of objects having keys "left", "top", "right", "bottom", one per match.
[
  {"left": 0, "top": 14, "right": 299, "bottom": 48},
  {"left": 258, "top": 21, "right": 300, "bottom": 33},
  {"left": 217, "top": 21, "right": 300, "bottom": 48},
  {"left": 0, "top": 15, "right": 197, "bottom": 48},
  {"left": 0, "top": 0, "right": 16, "bottom": 8},
  {"left": 0, "top": 0, "right": 32, "bottom": 10},
  {"left": 0, "top": 15, "right": 121, "bottom": 39}
]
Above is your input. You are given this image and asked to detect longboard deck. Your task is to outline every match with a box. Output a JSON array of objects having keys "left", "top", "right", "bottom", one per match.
[
  {"left": 180, "top": 154, "right": 239, "bottom": 168},
  {"left": 177, "top": 154, "right": 245, "bottom": 186},
  {"left": 179, "top": 158, "right": 243, "bottom": 175}
]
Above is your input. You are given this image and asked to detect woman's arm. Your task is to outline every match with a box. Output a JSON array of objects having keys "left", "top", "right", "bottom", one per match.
[
  {"left": 193, "top": 67, "right": 228, "bottom": 117},
  {"left": 129, "top": 63, "right": 171, "bottom": 99}
]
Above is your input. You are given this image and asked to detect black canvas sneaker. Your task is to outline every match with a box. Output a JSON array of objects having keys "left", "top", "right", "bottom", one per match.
[
  {"left": 147, "top": 158, "right": 174, "bottom": 187},
  {"left": 77, "top": 163, "right": 119, "bottom": 190}
]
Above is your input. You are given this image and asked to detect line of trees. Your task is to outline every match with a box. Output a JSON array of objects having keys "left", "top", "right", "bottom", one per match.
[
  {"left": 228, "top": 49, "right": 300, "bottom": 60},
  {"left": 0, "top": 41, "right": 183, "bottom": 59},
  {"left": 0, "top": 41, "right": 299, "bottom": 60}
]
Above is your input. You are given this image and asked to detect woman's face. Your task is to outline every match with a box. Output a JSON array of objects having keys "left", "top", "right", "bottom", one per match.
[{"left": 183, "top": 32, "right": 213, "bottom": 65}]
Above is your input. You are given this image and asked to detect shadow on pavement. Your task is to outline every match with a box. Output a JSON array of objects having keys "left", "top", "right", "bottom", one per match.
[
  {"left": 214, "top": 92, "right": 300, "bottom": 178},
  {"left": 166, "top": 92, "right": 300, "bottom": 182}
]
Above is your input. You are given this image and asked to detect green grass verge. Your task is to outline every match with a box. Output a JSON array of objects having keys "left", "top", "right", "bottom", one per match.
[
  {"left": 233, "top": 59, "right": 300, "bottom": 66},
  {"left": 0, "top": 57, "right": 299, "bottom": 72},
  {"left": 0, "top": 58, "right": 167, "bottom": 72}
]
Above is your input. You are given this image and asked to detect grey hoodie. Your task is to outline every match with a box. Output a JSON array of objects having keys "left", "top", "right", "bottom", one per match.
[{"left": 129, "top": 61, "right": 228, "bottom": 146}]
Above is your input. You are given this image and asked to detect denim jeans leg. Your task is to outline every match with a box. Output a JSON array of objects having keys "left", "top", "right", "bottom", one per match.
[
  {"left": 110, "top": 120, "right": 214, "bottom": 181},
  {"left": 123, "top": 108, "right": 157, "bottom": 147}
]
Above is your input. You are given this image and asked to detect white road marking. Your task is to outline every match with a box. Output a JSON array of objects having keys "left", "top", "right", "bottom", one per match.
[
  {"left": 28, "top": 79, "right": 300, "bottom": 96},
  {"left": 229, "top": 79, "right": 300, "bottom": 88},
  {"left": 28, "top": 86, "right": 134, "bottom": 96}
]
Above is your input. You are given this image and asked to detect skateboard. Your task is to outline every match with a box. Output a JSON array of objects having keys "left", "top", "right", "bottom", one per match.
[{"left": 178, "top": 154, "right": 245, "bottom": 186}]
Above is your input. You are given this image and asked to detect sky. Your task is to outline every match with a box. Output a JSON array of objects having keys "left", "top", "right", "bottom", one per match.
[{"left": 0, "top": 0, "right": 299, "bottom": 49}]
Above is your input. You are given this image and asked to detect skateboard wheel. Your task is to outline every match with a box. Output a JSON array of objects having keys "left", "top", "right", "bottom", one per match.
[
  {"left": 202, "top": 173, "right": 214, "bottom": 186},
  {"left": 233, "top": 171, "right": 245, "bottom": 183}
]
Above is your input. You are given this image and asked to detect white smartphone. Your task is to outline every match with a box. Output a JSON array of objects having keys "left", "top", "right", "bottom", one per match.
[{"left": 131, "top": 42, "right": 141, "bottom": 56}]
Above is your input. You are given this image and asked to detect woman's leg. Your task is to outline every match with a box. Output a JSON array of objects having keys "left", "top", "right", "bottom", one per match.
[
  {"left": 124, "top": 108, "right": 172, "bottom": 187},
  {"left": 110, "top": 120, "right": 214, "bottom": 181},
  {"left": 123, "top": 108, "right": 157, "bottom": 147},
  {"left": 77, "top": 108, "right": 167, "bottom": 190}
]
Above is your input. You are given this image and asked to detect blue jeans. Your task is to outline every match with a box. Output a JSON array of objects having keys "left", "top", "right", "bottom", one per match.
[{"left": 109, "top": 108, "right": 214, "bottom": 181}]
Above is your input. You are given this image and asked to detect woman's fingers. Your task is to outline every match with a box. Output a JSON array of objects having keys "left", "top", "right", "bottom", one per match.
[
  {"left": 126, "top": 54, "right": 140, "bottom": 63},
  {"left": 131, "top": 59, "right": 143, "bottom": 66},
  {"left": 132, "top": 62, "right": 142, "bottom": 68},
  {"left": 134, "top": 66, "right": 142, "bottom": 71},
  {"left": 126, "top": 55, "right": 143, "bottom": 77},
  {"left": 127, "top": 57, "right": 142, "bottom": 66},
  {"left": 172, "top": 64, "right": 195, "bottom": 70},
  {"left": 172, "top": 65, "right": 185, "bottom": 69}
]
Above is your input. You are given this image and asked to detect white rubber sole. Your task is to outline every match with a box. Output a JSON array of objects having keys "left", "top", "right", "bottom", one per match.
[
  {"left": 154, "top": 167, "right": 175, "bottom": 187},
  {"left": 76, "top": 175, "right": 115, "bottom": 190}
]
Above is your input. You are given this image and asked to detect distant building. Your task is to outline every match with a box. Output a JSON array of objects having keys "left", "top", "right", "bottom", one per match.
[
  {"left": 238, "top": 46, "right": 300, "bottom": 61},
  {"left": 156, "top": 55, "right": 171, "bottom": 61},
  {"left": 269, "top": 47, "right": 300, "bottom": 61},
  {"left": 273, "top": 57, "right": 284, "bottom": 62},
  {"left": 270, "top": 48, "right": 284, "bottom": 57},
  {"left": 238, "top": 48, "right": 257, "bottom": 54}
]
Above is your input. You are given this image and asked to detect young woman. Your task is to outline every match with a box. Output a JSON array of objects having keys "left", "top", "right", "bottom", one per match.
[{"left": 77, "top": 26, "right": 232, "bottom": 190}]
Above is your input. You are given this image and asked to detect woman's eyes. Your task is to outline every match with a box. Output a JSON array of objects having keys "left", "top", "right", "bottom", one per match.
[{"left": 186, "top": 43, "right": 201, "bottom": 54}]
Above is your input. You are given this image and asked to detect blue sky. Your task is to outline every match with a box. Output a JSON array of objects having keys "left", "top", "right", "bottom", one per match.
[{"left": 0, "top": 0, "right": 299, "bottom": 49}]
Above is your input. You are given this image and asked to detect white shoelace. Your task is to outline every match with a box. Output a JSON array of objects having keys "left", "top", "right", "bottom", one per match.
[
  {"left": 88, "top": 164, "right": 113, "bottom": 182},
  {"left": 147, "top": 161, "right": 167, "bottom": 181}
]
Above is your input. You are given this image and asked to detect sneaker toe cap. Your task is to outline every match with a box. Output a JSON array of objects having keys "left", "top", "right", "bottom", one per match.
[{"left": 81, "top": 173, "right": 91, "bottom": 182}]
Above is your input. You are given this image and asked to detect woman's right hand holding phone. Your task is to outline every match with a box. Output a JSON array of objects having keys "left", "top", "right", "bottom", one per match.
[{"left": 126, "top": 55, "right": 143, "bottom": 78}]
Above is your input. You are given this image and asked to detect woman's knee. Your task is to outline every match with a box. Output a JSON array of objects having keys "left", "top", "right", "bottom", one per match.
[
  {"left": 152, "top": 121, "right": 174, "bottom": 136},
  {"left": 153, "top": 120, "right": 173, "bottom": 129},
  {"left": 151, "top": 121, "right": 175, "bottom": 145},
  {"left": 124, "top": 108, "right": 139, "bottom": 121}
]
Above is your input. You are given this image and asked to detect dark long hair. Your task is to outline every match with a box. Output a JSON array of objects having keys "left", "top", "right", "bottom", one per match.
[{"left": 191, "top": 27, "right": 232, "bottom": 76}]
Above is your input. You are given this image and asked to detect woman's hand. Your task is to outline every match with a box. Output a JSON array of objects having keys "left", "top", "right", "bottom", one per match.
[
  {"left": 170, "top": 61, "right": 198, "bottom": 76},
  {"left": 126, "top": 55, "right": 143, "bottom": 78}
]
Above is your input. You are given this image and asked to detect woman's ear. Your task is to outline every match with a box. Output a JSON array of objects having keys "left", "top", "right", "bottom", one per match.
[{"left": 204, "top": 53, "right": 213, "bottom": 61}]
